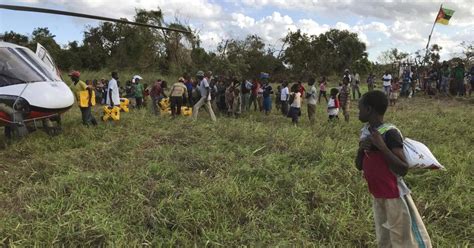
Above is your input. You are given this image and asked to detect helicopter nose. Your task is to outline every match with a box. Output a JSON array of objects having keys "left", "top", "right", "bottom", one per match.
[{"left": 22, "top": 81, "right": 75, "bottom": 110}]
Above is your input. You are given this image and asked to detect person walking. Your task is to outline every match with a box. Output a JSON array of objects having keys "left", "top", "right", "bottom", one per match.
[
  {"left": 280, "top": 82, "right": 290, "bottom": 116},
  {"left": 69, "top": 70, "right": 97, "bottom": 126},
  {"left": 192, "top": 71, "right": 216, "bottom": 122},
  {"left": 352, "top": 72, "right": 361, "bottom": 99},
  {"left": 306, "top": 78, "right": 317, "bottom": 124}
]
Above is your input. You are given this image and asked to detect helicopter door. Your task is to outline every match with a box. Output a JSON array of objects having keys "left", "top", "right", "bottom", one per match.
[{"left": 35, "top": 43, "right": 61, "bottom": 81}]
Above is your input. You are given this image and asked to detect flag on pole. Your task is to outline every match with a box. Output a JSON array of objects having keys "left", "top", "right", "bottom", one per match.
[{"left": 435, "top": 7, "right": 455, "bottom": 25}]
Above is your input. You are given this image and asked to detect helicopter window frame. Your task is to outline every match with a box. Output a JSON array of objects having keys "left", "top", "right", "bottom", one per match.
[
  {"left": 15, "top": 48, "right": 60, "bottom": 82},
  {"left": 0, "top": 47, "right": 47, "bottom": 87}
]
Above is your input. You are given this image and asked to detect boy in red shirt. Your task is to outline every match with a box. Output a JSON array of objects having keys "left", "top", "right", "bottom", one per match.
[{"left": 355, "top": 91, "right": 431, "bottom": 247}]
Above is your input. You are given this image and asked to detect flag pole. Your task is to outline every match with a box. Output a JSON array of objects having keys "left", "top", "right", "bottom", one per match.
[{"left": 424, "top": 4, "right": 442, "bottom": 64}]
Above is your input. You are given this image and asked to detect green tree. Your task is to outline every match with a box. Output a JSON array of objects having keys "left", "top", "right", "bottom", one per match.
[
  {"left": 2, "top": 31, "right": 29, "bottom": 47},
  {"left": 377, "top": 48, "right": 409, "bottom": 65}
]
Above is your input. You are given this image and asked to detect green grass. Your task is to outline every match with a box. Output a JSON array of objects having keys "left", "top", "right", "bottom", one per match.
[{"left": 1, "top": 91, "right": 473, "bottom": 246}]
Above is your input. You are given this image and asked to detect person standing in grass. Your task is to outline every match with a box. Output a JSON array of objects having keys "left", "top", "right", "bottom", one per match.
[
  {"left": 288, "top": 83, "right": 302, "bottom": 125},
  {"left": 453, "top": 62, "right": 465, "bottom": 97},
  {"left": 306, "top": 78, "right": 317, "bottom": 124},
  {"left": 390, "top": 77, "right": 400, "bottom": 106},
  {"left": 469, "top": 66, "right": 474, "bottom": 97},
  {"left": 339, "top": 78, "right": 351, "bottom": 122},
  {"left": 232, "top": 87, "right": 242, "bottom": 118},
  {"left": 327, "top": 88, "right": 339, "bottom": 121},
  {"left": 355, "top": 90, "right": 431, "bottom": 247},
  {"left": 107, "top": 71, "right": 121, "bottom": 108},
  {"left": 367, "top": 73, "right": 376, "bottom": 92},
  {"left": 262, "top": 79, "right": 273, "bottom": 115},
  {"left": 169, "top": 77, "right": 188, "bottom": 117},
  {"left": 184, "top": 75, "right": 194, "bottom": 107},
  {"left": 440, "top": 62, "right": 451, "bottom": 96},
  {"left": 318, "top": 77, "right": 328, "bottom": 103},
  {"left": 225, "top": 81, "right": 235, "bottom": 116},
  {"left": 150, "top": 79, "right": 166, "bottom": 116},
  {"left": 192, "top": 70, "right": 216, "bottom": 122},
  {"left": 133, "top": 76, "right": 145, "bottom": 109},
  {"left": 241, "top": 79, "right": 252, "bottom": 112},
  {"left": 352, "top": 71, "right": 361, "bottom": 99},
  {"left": 69, "top": 70, "right": 97, "bottom": 126},
  {"left": 382, "top": 71, "right": 392, "bottom": 96},
  {"left": 249, "top": 79, "right": 260, "bottom": 111},
  {"left": 280, "top": 82, "right": 290, "bottom": 116},
  {"left": 275, "top": 85, "right": 282, "bottom": 112}
]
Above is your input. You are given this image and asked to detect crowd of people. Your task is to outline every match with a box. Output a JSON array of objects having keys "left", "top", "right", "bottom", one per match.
[{"left": 68, "top": 62, "right": 474, "bottom": 127}]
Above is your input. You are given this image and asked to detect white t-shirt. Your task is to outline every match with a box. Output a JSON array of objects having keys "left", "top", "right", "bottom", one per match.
[
  {"left": 290, "top": 92, "right": 301, "bottom": 108},
  {"left": 281, "top": 87, "right": 289, "bottom": 101},
  {"left": 307, "top": 85, "right": 317, "bottom": 105},
  {"left": 327, "top": 98, "right": 339, "bottom": 115},
  {"left": 354, "top": 73, "right": 360, "bottom": 82},
  {"left": 199, "top": 78, "right": 211, "bottom": 100},
  {"left": 106, "top": 78, "right": 120, "bottom": 106},
  {"left": 383, "top": 74, "right": 392, "bottom": 87}
]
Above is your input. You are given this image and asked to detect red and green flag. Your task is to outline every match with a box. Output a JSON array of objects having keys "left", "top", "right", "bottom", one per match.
[{"left": 435, "top": 7, "right": 455, "bottom": 25}]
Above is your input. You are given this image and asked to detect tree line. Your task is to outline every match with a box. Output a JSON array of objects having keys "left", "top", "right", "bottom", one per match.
[{"left": 2, "top": 7, "right": 472, "bottom": 80}]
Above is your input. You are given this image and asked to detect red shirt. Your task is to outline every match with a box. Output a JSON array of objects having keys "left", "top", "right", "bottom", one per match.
[
  {"left": 150, "top": 81, "right": 162, "bottom": 97},
  {"left": 299, "top": 85, "right": 305, "bottom": 96},
  {"left": 362, "top": 151, "right": 399, "bottom": 198},
  {"left": 252, "top": 82, "right": 260, "bottom": 96},
  {"left": 362, "top": 129, "right": 404, "bottom": 199}
]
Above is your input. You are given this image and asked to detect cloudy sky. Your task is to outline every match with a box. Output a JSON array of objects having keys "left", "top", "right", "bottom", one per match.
[{"left": 1, "top": 0, "right": 473, "bottom": 61}]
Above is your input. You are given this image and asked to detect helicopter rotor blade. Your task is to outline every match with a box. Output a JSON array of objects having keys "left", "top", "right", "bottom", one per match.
[{"left": 0, "top": 4, "right": 191, "bottom": 34}]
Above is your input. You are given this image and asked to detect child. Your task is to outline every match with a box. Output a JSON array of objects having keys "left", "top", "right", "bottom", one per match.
[
  {"left": 288, "top": 83, "right": 301, "bottom": 125},
  {"left": 327, "top": 88, "right": 340, "bottom": 121},
  {"left": 318, "top": 77, "right": 328, "bottom": 103},
  {"left": 390, "top": 77, "right": 400, "bottom": 106},
  {"left": 355, "top": 90, "right": 431, "bottom": 247},
  {"left": 232, "top": 88, "right": 242, "bottom": 118},
  {"left": 339, "top": 78, "right": 350, "bottom": 122},
  {"left": 275, "top": 85, "right": 282, "bottom": 111},
  {"left": 262, "top": 81, "right": 273, "bottom": 115},
  {"left": 225, "top": 82, "right": 235, "bottom": 116}
]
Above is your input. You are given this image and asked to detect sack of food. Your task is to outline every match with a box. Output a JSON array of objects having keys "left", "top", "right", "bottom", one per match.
[{"left": 377, "top": 124, "right": 445, "bottom": 170}]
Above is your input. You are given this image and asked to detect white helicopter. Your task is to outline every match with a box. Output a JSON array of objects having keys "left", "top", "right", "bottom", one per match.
[
  {"left": 0, "top": 4, "right": 191, "bottom": 138},
  {"left": 0, "top": 41, "right": 72, "bottom": 137}
]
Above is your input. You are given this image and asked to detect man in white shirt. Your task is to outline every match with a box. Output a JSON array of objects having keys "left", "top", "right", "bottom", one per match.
[
  {"left": 382, "top": 71, "right": 392, "bottom": 96},
  {"left": 192, "top": 70, "right": 216, "bottom": 122},
  {"left": 107, "top": 71, "right": 120, "bottom": 107},
  {"left": 306, "top": 78, "right": 317, "bottom": 124},
  {"left": 280, "top": 82, "right": 289, "bottom": 116}
]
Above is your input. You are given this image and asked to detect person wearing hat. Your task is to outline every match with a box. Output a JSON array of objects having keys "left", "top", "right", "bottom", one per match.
[
  {"left": 69, "top": 70, "right": 97, "bottom": 126},
  {"left": 192, "top": 70, "right": 216, "bottom": 122},
  {"left": 169, "top": 77, "right": 188, "bottom": 117}
]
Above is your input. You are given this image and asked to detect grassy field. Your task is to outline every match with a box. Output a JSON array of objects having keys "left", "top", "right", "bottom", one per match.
[{"left": 0, "top": 82, "right": 473, "bottom": 246}]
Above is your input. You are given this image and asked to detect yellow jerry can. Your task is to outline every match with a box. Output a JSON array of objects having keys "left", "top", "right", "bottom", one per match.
[
  {"left": 159, "top": 98, "right": 170, "bottom": 110},
  {"left": 181, "top": 107, "right": 192, "bottom": 116},
  {"left": 119, "top": 98, "right": 130, "bottom": 113},
  {"left": 102, "top": 106, "right": 121, "bottom": 121}
]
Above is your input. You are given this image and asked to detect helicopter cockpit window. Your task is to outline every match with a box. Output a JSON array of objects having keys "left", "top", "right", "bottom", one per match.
[
  {"left": 15, "top": 48, "right": 61, "bottom": 81},
  {"left": 0, "top": 48, "right": 46, "bottom": 87}
]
